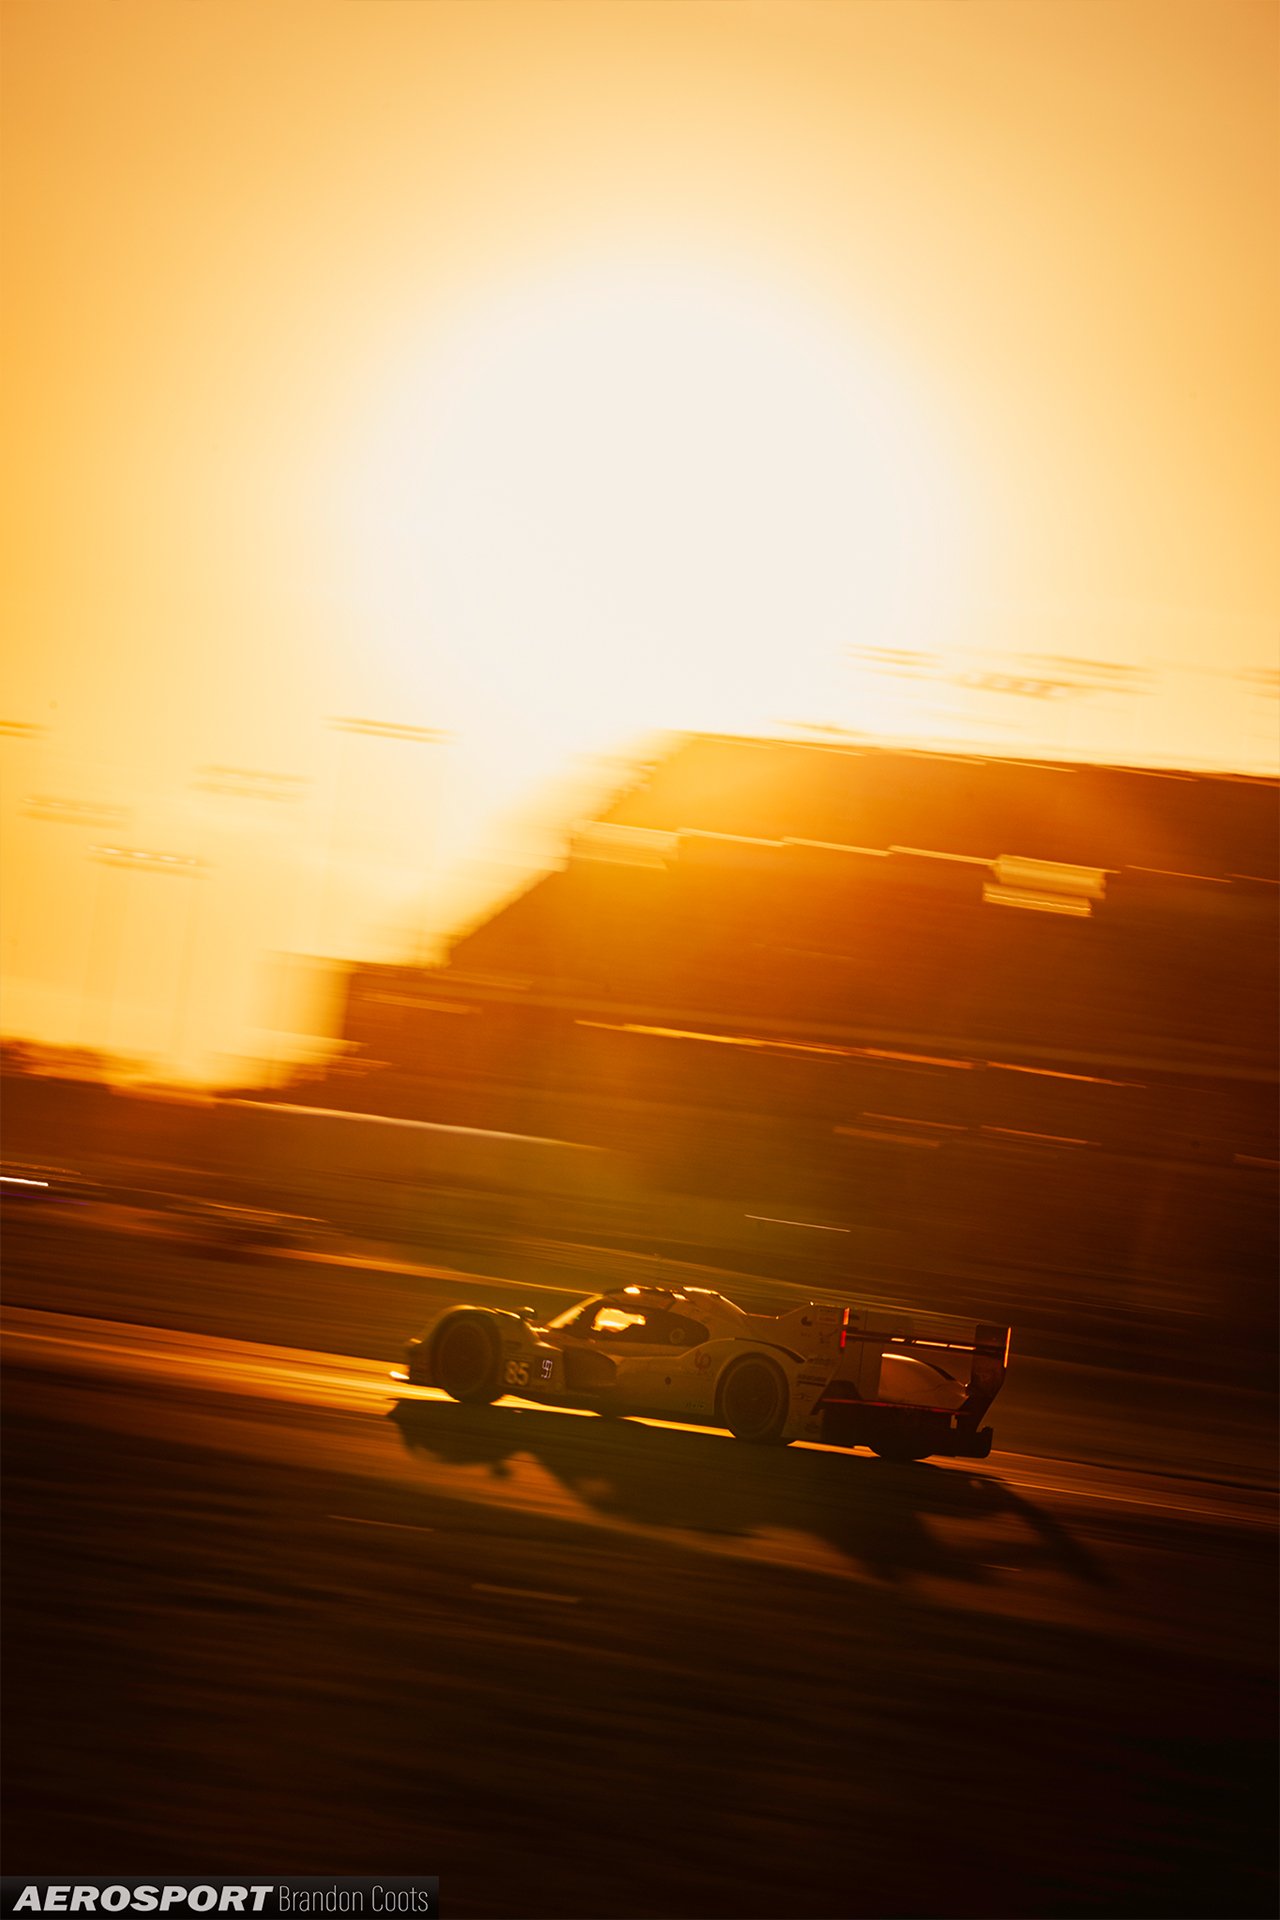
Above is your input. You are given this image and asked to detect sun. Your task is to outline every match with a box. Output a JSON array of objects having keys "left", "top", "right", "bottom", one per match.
[{"left": 335, "top": 254, "right": 975, "bottom": 842}]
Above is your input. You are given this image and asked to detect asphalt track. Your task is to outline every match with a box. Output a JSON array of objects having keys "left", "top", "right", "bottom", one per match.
[{"left": 4, "top": 1286, "right": 1277, "bottom": 1918}]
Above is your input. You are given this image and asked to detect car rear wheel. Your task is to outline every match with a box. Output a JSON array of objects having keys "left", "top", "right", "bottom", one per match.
[
  {"left": 718, "top": 1354, "right": 789, "bottom": 1444},
  {"left": 431, "top": 1314, "right": 503, "bottom": 1404}
]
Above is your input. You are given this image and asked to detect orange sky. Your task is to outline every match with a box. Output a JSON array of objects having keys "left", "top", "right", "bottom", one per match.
[{"left": 1, "top": 0, "right": 1276, "bottom": 1077}]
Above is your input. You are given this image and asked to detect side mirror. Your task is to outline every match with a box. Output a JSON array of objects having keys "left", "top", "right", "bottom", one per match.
[{"left": 518, "top": 1304, "right": 537, "bottom": 1321}]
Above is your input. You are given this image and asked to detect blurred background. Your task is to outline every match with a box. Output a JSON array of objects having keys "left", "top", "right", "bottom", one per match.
[
  {"left": 5, "top": 731, "right": 1277, "bottom": 1385},
  {"left": 2, "top": 0, "right": 1276, "bottom": 1369},
  {"left": 2, "top": 0, "right": 1277, "bottom": 1083}
]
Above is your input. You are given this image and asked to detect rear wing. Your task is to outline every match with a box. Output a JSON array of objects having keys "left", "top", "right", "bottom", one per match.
[{"left": 836, "top": 1306, "right": 1012, "bottom": 1423}]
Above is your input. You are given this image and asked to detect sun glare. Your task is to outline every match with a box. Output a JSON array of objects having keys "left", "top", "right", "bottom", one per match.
[{"left": 336, "top": 258, "right": 975, "bottom": 807}]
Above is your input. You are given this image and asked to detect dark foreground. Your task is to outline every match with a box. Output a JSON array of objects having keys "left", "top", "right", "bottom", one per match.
[{"left": 4, "top": 1323, "right": 1276, "bottom": 1920}]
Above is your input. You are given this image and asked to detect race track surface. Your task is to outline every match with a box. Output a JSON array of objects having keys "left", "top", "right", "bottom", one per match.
[{"left": 4, "top": 1273, "right": 1277, "bottom": 1919}]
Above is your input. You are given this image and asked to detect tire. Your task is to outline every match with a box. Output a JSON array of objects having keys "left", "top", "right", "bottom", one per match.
[
  {"left": 431, "top": 1313, "right": 503, "bottom": 1405},
  {"left": 717, "top": 1354, "right": 790, "bottom": 1444}
]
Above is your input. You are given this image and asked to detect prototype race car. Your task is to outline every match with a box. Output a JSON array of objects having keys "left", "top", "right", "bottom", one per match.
[{"left": 395, "top": 1285, "right": 1011, "bottom": 1462}]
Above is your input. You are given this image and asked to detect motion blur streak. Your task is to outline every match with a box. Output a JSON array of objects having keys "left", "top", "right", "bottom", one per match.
[
  {"left": 988, "top": 1062, "right": 1141, "bottom": 1086},
  {"left": 577, "top": 1019, "right": 859, "bottom": 1057}
]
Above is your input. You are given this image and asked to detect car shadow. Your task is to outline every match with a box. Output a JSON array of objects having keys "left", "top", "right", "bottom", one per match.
[{"left": 388, "top": 1397, "right": 1107, "bottom": 1592}]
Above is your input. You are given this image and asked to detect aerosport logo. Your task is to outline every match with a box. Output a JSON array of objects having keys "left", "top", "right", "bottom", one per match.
[
  {"left": 11, "top": 1894, "right": 273, "bottom": 1913},
  {"left": 0, "top": 1883, "right": 438, "bottom": 1919}
]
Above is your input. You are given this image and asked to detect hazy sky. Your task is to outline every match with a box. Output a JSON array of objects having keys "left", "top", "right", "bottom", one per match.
[{"left": 2, "top": 0, "right": 1276, "bottom": 1075}]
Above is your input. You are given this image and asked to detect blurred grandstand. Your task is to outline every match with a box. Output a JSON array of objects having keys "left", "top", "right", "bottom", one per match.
[
  {"left": 271, "top": 734, "right": 1275, "bottom": 1369},
  {"left": 329, "top": 738, "right": 1275, "bottom": 1131},
  {"left": 6, "top": 737, "right": 1277, "bottom": 1374}
]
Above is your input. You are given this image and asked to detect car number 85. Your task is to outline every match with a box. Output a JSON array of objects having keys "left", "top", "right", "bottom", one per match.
[{"left": 504, "top": 1360, "right": 530, "bottom": 1387}]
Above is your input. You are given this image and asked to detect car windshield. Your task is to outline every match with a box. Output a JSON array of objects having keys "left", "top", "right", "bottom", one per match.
[
  {"left": 594, "top": 1306, "right": 648, "bottom": 1334},
  {"left": 546, "top": 1296, "right": 603, "bottom": 1332},
  {"left": 547, "top": 1288, "right": 694, "bottom": 1333}
]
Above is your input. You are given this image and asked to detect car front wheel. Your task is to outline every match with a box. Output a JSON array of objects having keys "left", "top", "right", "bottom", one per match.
[{"left": 431, "top": 1314, "right": 503, "bottom": 1404}]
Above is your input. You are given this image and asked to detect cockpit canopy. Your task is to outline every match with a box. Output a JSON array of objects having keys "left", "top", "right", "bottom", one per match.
[{"left": 546, "top": 1285, "right": 742, "bottom": 1349}]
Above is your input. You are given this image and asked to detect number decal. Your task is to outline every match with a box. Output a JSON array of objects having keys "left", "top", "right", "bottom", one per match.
[{"left": 504, "top": 1360, "right": 530, "bottom": 1387}]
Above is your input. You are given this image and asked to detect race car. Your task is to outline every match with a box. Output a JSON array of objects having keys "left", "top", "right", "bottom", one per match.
[{"left": 394, "top": 1284, "right": 1011, "bottom": 1462}]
